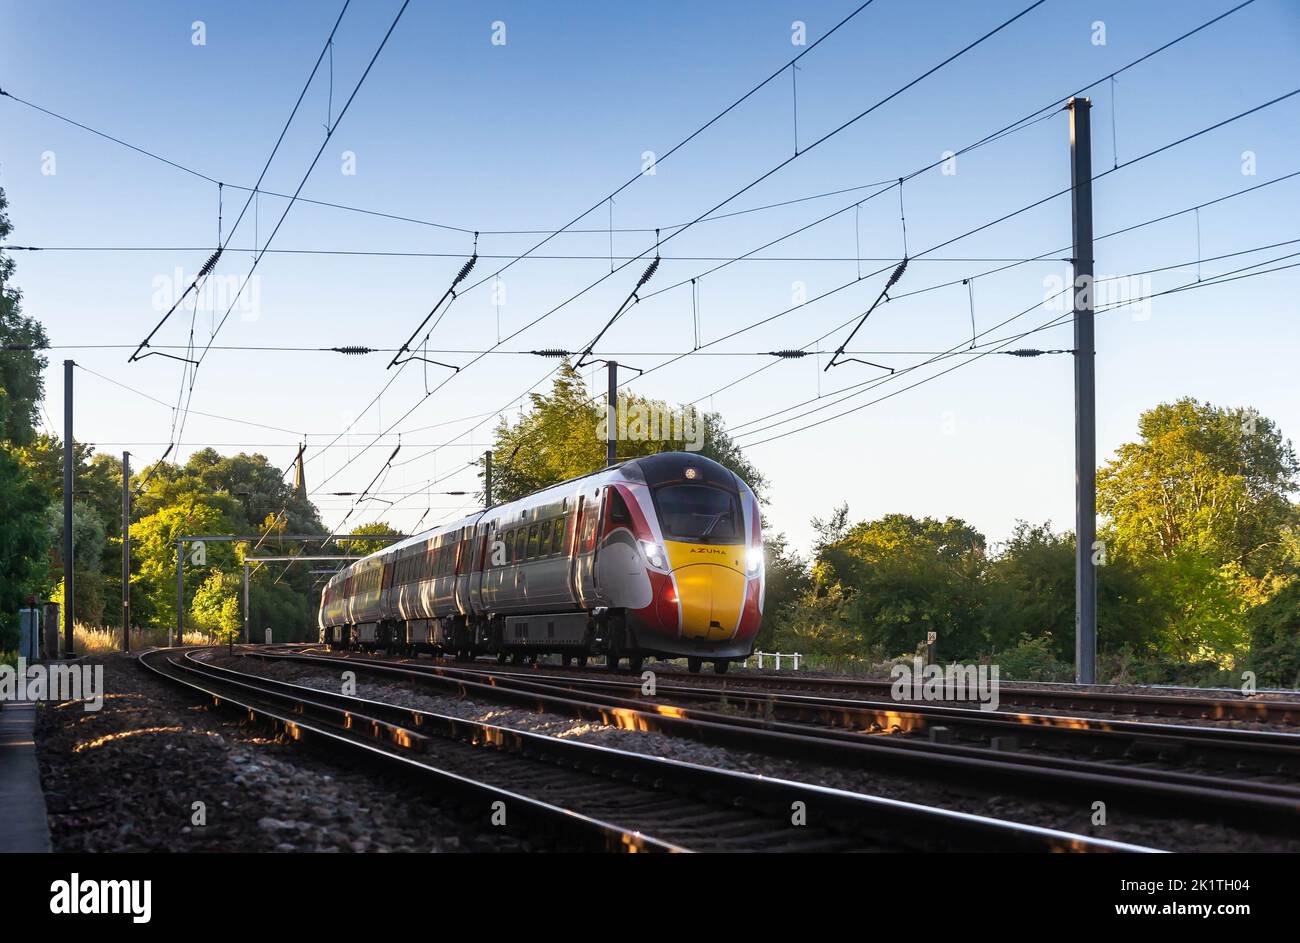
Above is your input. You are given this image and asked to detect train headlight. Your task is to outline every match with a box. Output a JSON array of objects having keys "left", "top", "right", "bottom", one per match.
[
  {"left": 641, "top": 540, "right": 666, "bottom": 569},
  {"left": 745, "top": 546, "right": 763, "bottom": 575}
]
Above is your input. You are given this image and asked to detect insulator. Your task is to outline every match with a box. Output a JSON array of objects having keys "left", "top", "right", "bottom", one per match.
[
  {"left": 198, "top": 247, "right": 223, "bottom": 277},
  {"left": 332, "top": 346, "right": 374, "bottom": 355},
  {"left": 768, "top": 350, "right": 809, "bottom": 359},
  {"left": 1005, "top": 349, "right": 1045, "bottom": 357},
  {"left": 885, "top": 256, "right": 908, "bottom": 290},
  {"left": 452, "top": 253, "right": 478, "bottom": 286},
  {"left": 635, "top": 255, "right": 661, "bottom": 289},
  {"left": 531, "top": 348, "right": 572, "bottom": 358}
]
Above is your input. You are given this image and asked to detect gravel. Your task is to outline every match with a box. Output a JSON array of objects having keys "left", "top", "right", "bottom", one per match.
[{"left": 35, "top": 653, "right": 527, "bottom": 853}]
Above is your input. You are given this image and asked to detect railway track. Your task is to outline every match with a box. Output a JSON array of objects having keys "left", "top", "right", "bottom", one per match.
[
  {"left": 247, "top": 648, "right": 1300, "bottom": 833},
  {"left": 139, "top": 648, "right": 1148, "bottom": 853},
  {"left": 276, "top": 644, "right": 1300, "bottom": 725},
  {"left": 640, "top": 666, "right": 1300, "bottom": 726},
  {"left": 409, "top": 662, "right": 1300, "bottom": 775}
]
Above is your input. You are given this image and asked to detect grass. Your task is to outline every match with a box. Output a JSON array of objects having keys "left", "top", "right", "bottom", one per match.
[{"left": 73, "top": 623, "right": 214, "bottom": 653}]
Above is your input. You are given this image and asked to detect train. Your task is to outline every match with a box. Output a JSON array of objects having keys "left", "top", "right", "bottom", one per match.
[{"left": 318, "top": 451, "right": 764, "bottom": 673}]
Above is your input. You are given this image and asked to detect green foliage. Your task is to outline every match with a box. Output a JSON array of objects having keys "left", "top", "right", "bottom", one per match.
[
  {"left": 1247, "top": 579, "right": 1300, "bottom": 688},
  {"left": 985, "top": 521, "right": 1164, "bottom": 662},
  {"left": 0, "top": 188, "right": 49, "bottom": 448},
  {"left": 1098, "top": 397, "right": 1298, "bottom": 578},
  {"left": 484, "top": 362, "right": 766, "bottom": 503},
  {"left": 130, "top": 501, "right": 235, "bottom": 631},
  {"left": 344, "top": 521, "right": 402, "bottom": 556},
  {"left": 753, "top": 532, "right": 809, "bottom": 651},
  {"left": 190, "top": 571, "right": 241, "bottom": 643},
  {"left": 249, "top": 581, "right": 316, "bottom": 643},
  {"left": 811, "top": 513, "right": 990, "bottom": 661},
  {"left": 991, "top": 634, "right": 1071, "bottom": 682},
  {"left": 0, "top": 445, "right": 49, "bottom": 649}
]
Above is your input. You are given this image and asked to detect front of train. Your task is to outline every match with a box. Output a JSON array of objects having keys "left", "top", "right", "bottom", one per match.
[{"left": 605, "top": 452, "right": 764, "bottom": 666}]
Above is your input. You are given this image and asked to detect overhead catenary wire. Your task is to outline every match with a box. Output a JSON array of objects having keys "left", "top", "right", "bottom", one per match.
[
  {"left": 305, "top": 0, "right": 892, "bottom": 482},
  {"left": 126, "top": 0, "right": 354, "bottom": 364},
  {"left": 335, "top": 0, "right": 1264, "bottom": 527},
  {"left": 305, "top": 0, "right": 923, "bottom": 499},
  {"left": 162, "top": 1, "right": 412, "bottom": 464},
  {"left": 320, "top": 0, "right": 1276, "bottom": 533},
  {"left": 733, "top": 243, "right": 1300, "bottom": 448},
  {"left": 331, "top": 61, "right": 1300, "bottom": 527},
  {"left": 324, "top": 0, "right": 1053, "bottom": 509}
]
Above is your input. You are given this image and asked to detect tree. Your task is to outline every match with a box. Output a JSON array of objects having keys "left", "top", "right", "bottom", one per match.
[
  {"left": 1098, "top": 398, "right": 1298, "bottom": 578},
  {"left": 0, "top": 446, "right": 49, "bottom": 649},
  {"left": 344, "top": 521, "right": 402, "bottom": 556},
  {"left": 985, "top": 521, "right": 1165, "bottom": 662},
  {"left": 1247, "top": 579, "right": 1300, "bottom": 687},
  {"left": 0, "top": 186, "right": 54, "bottom": 649},
  {"left": 135, "top": 448, "right": 323, "bottom": 536},
  {"left": 796, "top": 512, "right": 990, "bottom": 662},
  {"left": 753, "top": 532, "right": 809, "bottom": 651},
  {"left": 130, "top": 501, "right": 235, "bottom": 631},
  {"left": 0, "top": 187, "right": 49, "bottom": 447},
  {"left": 46, "top": 501, "right": 108, "bottom": 625},
  {"left": 483, "top": 362, "right": 766, "bottom": 503},
  {"left": 190, "top": 571, "right": 241, "bottom": 644}
]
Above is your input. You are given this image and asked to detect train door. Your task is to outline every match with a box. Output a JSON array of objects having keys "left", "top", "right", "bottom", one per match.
[
  {"left": 469, "top": 521, "right": 489, "bottom": 613},
  {"left": 571, "top": 487, "right": 603, "bottom": 607},
  {"left": 454, "top": 528, "right": 473, "bottom": 615}
]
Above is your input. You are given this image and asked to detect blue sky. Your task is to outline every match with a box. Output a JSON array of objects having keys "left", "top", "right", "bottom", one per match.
[{"left": 2, "top": 0, "right": 1298, "bottom": 554}]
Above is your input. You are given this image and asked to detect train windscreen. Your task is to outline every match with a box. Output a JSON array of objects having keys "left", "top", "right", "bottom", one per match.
[{"left": 653, "top": 485, "right": 741, "bottom": 544}]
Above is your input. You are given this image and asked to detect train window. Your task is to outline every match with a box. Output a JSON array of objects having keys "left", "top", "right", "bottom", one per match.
[
  {"left": 609, "top": 489, "right": 633, "bottom": 525},
  {"left": 527, "top": 523, "right": 540, "bottom": 559},
  {"left": 502, "top": 529, "right": 515, "bottom": 563},
  {"left": 552, "top": 515, "right": 567, "bottom": 554},
  {"left": 653, "top": 484, "right": 741, "bottom": 544},
  {"left": 538, "top": 519, "right": 552, "bottom": 555}
]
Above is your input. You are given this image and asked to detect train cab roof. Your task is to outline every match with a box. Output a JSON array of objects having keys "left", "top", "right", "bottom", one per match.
[{"left": 622, "top": 452, "right": 741, "bottom": 493}]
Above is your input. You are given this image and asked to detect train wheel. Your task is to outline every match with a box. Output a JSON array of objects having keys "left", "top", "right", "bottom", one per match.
[
  {"left": 606, "top": 655, "right": 621, "bottom": 672},
  {"left": 561, "top": 654, "right": 573, "bottom": 668},
  {"left": 627, "top": 655, "right": 644, "bottom": 675},
  {"left": 576, "top": 655, "right": 589, "bottom": 668},
  {"left": 497, "top": 651, "right": 507, "bottom": 665},
  {"left": 688, "top": 657, "right": 703, "bottom": 674},
  {"left": 713, "top": 660, "right": 730, "bottom": 675}
]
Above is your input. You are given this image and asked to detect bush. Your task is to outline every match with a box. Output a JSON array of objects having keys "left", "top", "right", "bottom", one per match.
[
  {"left": 991, "top": 633, "right": 1071, "bottom": 682},
  {"left": 1247, "top": 579, "right": 1300, "bottom": 689}
]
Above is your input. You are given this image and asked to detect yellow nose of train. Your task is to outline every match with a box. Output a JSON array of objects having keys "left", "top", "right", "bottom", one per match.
[{"left": 663, "top": 542, "right": 747, "bottom": 640}]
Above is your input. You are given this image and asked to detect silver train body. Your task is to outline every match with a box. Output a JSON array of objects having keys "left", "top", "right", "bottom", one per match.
[{"left": 319, "top": 452, "right": 764, "bottom": 671}]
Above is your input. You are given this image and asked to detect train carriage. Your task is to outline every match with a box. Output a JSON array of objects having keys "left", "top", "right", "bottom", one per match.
[{"left": 319, "top": 451, "right": 763, "bottom": 673}]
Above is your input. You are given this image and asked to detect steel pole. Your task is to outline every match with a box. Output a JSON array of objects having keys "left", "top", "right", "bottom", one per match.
[
  {"left": 122, "top": 451, "right": 131, "bottom": 652},
  {"left": 175, "top": 538, "right": 184, "bottom": 647},
  {"left": 62, "top": 360, "right": 74, "bottom": 657},
  {"left": 243, "top": 560, "right": 250, "bottom": 645},
  {"left": 484, "top": 450, "right": 492, "bottom": 508},
  {"left": 1069, "top": 97, "right": 1097, "bottom": 684},
  {"left": 606, "top": 360, "right": 618, "bottom": 466}
]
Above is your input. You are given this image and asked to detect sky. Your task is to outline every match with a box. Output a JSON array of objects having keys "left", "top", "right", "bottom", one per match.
[{"left": 2, "top": 0, "right": 1298, "bottom": 556}]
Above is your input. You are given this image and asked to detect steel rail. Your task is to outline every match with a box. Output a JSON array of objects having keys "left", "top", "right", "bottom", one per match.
[
  {"left": 408, "top": 661, "right": 1300, "bottom": 776},
  {"left": 145, "top": 648, "right": 1155, "bottom": 852},
  {"left": 249, "top": 649, "right": 1300, "bottom": 830}
]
